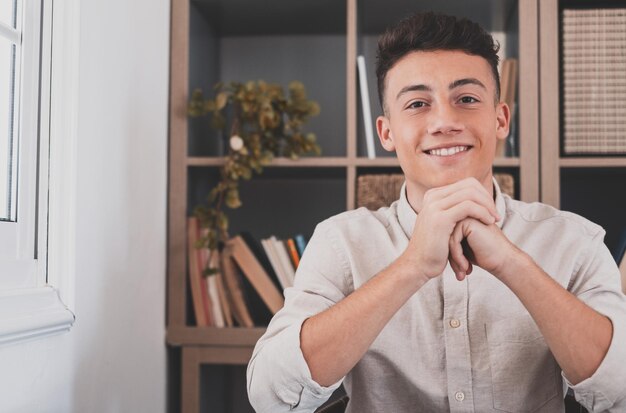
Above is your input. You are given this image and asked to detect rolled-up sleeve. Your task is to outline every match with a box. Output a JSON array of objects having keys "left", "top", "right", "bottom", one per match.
[
  {"left": 247, "top": 222, "right": 350, "bottom": 412},
  {"left": 565, "top": 229, "right": 626, "bottom": 412}
]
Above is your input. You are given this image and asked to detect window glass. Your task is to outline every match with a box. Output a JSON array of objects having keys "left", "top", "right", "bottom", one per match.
[
  {"left": 0, "top": 0, "right": 16, "bottom": 28},
  {"left": 0, "top": 34, "right": 17, "bottom": 221}
]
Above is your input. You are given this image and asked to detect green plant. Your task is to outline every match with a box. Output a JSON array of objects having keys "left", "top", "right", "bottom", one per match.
[{"left": 188, "top": 80, "right": 321, "bottom": 273}]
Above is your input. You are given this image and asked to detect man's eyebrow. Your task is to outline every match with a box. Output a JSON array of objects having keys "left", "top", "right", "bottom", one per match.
[
  {"left": 449, "top": 78, "right": 487, "bottom": 91},
  {"left": 395, "top": 84, "right": 432, "bottom": 101}
]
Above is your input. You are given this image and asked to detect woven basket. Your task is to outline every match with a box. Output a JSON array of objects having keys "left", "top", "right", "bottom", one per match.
[
  {"left": 356, "top": 174, "right": 405, "bottom": 210},
  {"left": 356, "top": 173, "right": 515, "bottom": 210}
]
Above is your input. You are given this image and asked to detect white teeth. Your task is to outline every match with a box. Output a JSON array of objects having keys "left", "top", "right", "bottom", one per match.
[{"left": 428, "top": 146, "right": 469, "bottom": 156}]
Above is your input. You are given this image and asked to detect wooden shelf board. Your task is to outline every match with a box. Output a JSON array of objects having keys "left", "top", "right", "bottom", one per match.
[
  {"left": 494, "top": 157, "right": 521, "bottom": 167},
  {"left": 354, "top": 157, "right": 400, "bottom": 167},
  {"left": 560, "top": 157, "right": 626, "bottom": 168},
  {"left": 188, "top": 156, "right": 521, "bottom": 168},
  {"left": 166, "top": 325, "right": 266, "bottom": 347},
  {"left": 187, "top": 156, "right": 349, "bottom": 167}
]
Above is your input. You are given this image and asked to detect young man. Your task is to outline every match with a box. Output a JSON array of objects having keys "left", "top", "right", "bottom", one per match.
[{"left": 247, "top": 12, "right": 626, "bottom": 412}]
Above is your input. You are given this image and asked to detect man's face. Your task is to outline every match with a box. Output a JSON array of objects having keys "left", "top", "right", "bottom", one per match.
[{"left": 376, "top": 50, "right": 510, "bottom": 209}]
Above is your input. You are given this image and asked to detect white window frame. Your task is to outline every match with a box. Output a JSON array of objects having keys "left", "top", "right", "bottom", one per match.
[
  {"left": 0, "top": 0, "right": 39, "bottom": 288},
  {"left": 0, "top": 0, "right": 78, "bottom": 346}
]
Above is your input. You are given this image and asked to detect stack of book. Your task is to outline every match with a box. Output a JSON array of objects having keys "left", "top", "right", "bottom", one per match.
[
  {"left": 187, "top": 217, "right": 308, "bottom": 327},
  {"left": 562, "top": 8, "right": 626, "bottom": 155}
]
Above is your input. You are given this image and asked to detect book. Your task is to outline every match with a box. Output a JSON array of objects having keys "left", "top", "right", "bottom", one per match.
[
  {"left": 214, "top": 255, "right": 234, "bottom": 327},
  {"left": 220, "top": 246, "right": 255, "bottom": 328},
  {"left": 207, "top": 275, "right": 224, "bottom": 327},
  {"left": 227, "top": 235, "right": 285, "bottom": 314},
  {"left": 294, "top": 234, "right": 307, "bottom": 257},
  {"left": 210, "top": 246, "right": 233, "bottom": 327},
  {"left": 261, "top": 238, "right": 292, "bottom": 289},
  {"left": 357, "top": 55, "right": 376, "bottom": 159},
  {"left": 239, "top": 232, "right": 284, "bottom": 293},
  {"left": 271, "top": 235, "right": 296, "bottom": 286},
  {"left": 187, "top": 217, "right": 212, "bottom": 327},
  {"left": 286, "top": 238, "right": 301, "bottom": 269},
  {"left": 204, "top": 249, "right": 225, "bottom": 327}
]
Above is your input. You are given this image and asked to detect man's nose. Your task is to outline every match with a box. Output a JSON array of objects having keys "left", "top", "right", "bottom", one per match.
[{"left": 426, "top": 103, "right": 464, "bottom": 135}]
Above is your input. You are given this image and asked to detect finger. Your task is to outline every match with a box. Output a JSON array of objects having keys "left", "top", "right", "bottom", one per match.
[
  {"left": 449, "top": 223, "right": 470, "bottom": 279},
  {"left": 448, "top": 250, "right": 465, "bottom": 281},
  {"left": 425, "top": 177, "right": 492, "bottom": 204},
  {"left": 437, "top": 187, "right": 499, "bottom": 220},
  {"left": 449, "top": 252, "right": 467, "bottom": 281},
  {"left": 445, "top": 200, "right": 497, "bottom": 227},
  {"left": 450, "top": 261, "right": 467, "bottom": 281}
]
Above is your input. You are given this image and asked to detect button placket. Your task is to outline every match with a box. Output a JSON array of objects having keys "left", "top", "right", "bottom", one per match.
[{"left": 442, "top": 266, "right": 474, "bottom": 412}]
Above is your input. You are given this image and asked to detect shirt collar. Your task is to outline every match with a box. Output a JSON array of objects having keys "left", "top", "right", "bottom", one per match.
[
  {"left": 397, "top": 176, "right": 507, "bottom": 238},
  {"left": 493, "top": 176, "right": 507, "bottom": 229}
]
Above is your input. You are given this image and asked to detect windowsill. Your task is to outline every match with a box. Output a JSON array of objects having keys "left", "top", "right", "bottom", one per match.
[{"left": 0, "top": 286, "right": 75, "bottom": 346}]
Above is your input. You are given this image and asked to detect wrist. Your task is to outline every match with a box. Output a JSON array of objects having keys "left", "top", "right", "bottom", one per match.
[
  {"left": 495, "top": 245, "right": 534, "bottom": 285},
  {"left": 392, "top": 251, "right": 431, "bottom": 292}
]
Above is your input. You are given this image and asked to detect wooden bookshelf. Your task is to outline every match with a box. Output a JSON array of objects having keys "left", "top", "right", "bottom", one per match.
[
  {"left": 539, "top": 0, "right": 626, "bottom": 256},
  {"left": 167, "top": 0, "right": 543, "bottom": 411}
]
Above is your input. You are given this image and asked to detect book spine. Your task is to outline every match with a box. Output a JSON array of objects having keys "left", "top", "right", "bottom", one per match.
[
  {"left": 261, "top": 238, "right": 291, "bottom": 289},
  {"left": 271, "top": 236, "right": 296, "bottom": 286},
  {"left": 220, "top": 247, "right": 255, "bottom": 328},
  {"left": 215, "top": 255, "right": 234, "bottom": 327},
  {"left": 286, "top": 238, "right": 300, "bottom": 269},
  {"left": 187, "top": 217, "right": 210, "bottom": 327},
  {"left": 357, "top": 55, "right": 376, "bottom": 159},
  {"left": 230, "top": 236, "right": 284, "bottom": 314},
  {"left": 202, "top": 248, "right": 224, "bottom": 327},
  {"left": 294, "top": 234, "right": 307, "bottom": 257}
]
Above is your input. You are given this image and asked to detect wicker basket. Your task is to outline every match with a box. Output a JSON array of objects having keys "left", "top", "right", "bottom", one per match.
[
  {"left": 356, "top": 174, "right": 405, "bottom": 210},
  {"left": 356, "top": 173, "right": 515, "bottom": 210}
]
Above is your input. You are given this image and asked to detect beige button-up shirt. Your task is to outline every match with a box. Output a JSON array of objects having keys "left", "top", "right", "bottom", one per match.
[{"left": 247, "top": 179, "right": 626, "bottom": 412}]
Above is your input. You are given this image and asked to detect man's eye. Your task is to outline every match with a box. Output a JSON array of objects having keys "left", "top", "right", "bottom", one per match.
[
  {"left": 459, "top": 96, "right": 479, "bottom": 104},
  {"left": 408, "top": 101, "right": 426, "bottom": 109}
]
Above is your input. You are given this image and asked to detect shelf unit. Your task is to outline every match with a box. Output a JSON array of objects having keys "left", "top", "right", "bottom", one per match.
[
  {"left": 539, "top": 0, "right": 626, "bottom": 253},
  {"left": 167, "top": 0, "right": 540, "bottom": 411}
]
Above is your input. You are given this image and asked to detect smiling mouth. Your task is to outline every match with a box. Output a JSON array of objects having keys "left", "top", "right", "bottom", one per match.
[{"left": 424, "top": 145, "right": 472, "bottom": 157}]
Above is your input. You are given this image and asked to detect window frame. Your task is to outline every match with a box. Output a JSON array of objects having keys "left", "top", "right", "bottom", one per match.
[
  {"left": 0, "top": 0, "right": 78, "bottom": 346},
  {"left": 0, "top": 0, "right": 39, "bottom": 285}
]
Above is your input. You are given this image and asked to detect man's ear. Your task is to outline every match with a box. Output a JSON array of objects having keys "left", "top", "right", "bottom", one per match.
[
  {"left": 495, "top": 102, "right": 511, "bottom": 142},
  {"left": 376, "top": 115, "right": 396, "bottom": 152}
]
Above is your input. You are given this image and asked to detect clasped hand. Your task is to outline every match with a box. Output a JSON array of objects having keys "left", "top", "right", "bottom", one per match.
[{"left": 405, "top": 177, "right": 517, "bottom": 283}]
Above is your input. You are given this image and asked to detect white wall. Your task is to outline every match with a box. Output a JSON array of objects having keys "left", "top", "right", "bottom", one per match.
[{"left": 0, "top": 0, "right": 170, "bottom": 411}]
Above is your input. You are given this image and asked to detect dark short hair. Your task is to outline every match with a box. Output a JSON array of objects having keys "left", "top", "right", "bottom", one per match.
[{"left": 376, "top": 12, "right": 501, "bottom": 111}]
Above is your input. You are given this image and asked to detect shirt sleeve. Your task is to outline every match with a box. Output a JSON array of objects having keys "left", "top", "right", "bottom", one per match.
[
  {"left": 564, "top": 229, "right": 626, "bottom": 412},
  {"left": 247, "top": 222, "right": 351, "bottom": 412}
]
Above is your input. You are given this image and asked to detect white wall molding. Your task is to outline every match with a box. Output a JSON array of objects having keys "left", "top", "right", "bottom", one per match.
[
  {"left": 47, "top": 0, "right": 81, "bottom": 311},
  {"left": 0, "top": 287, "right": 75, "bottom": 346}
]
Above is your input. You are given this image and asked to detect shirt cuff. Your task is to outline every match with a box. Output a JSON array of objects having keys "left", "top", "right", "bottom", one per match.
[
  {"left": 564, "top": 314, "right": 626, "bottom": 411},
  {"left": 273, "top": 319, "right": 343, "bottom": 410}
]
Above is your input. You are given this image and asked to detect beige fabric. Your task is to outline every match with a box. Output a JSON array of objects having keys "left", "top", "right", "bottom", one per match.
[{"left": 247, "top": 178, "right": 626, "bottom": 413}]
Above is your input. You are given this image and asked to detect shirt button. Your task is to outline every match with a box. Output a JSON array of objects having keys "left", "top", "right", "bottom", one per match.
[
  {"left": 455, "top": 391, "right": 465, "bottom": 402},
  {"left": 449, "top": 318, "right": 461, "bottom": 328}
]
